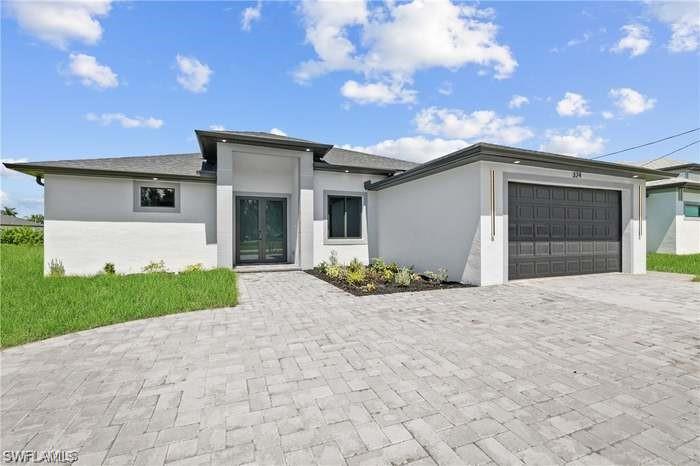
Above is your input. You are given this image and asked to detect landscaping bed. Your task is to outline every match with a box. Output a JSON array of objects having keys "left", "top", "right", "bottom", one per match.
[
  {"left": 647, "top": 253, "right": 700, "bottom": 282},
  {"left": 309, "top": 254, "right": 467, "bottom": 296}
]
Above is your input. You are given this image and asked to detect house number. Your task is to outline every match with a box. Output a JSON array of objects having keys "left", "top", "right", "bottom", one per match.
[{"left": 572, "top": 171, "right": 582, "bottom": 178}]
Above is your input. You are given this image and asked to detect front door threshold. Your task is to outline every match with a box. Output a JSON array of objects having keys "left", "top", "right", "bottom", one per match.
[{"left": 234, "top": 263, "right": 301, "bottom": 273}]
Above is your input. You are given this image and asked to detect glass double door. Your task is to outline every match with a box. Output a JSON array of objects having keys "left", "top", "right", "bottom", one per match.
[{"left": 236, "top": 197, "right": 287, "bottom": 263}]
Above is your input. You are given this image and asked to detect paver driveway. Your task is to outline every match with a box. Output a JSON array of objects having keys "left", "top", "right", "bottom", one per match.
[{"left": 1, "top": 272, "right": 699, "bottom": 466}]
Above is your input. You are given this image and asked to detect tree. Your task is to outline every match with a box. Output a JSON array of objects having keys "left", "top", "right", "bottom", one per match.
[
  {"left": 27, "top": 214, "right": 44, "bottom": 224},
  {"left": 1, "top": 206, "right": 17, "bottom": 217}
]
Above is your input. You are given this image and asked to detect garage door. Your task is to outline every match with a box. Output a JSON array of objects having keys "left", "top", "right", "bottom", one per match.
[{"left": 508, "top": 182, "right": 621, "bottom": 280}]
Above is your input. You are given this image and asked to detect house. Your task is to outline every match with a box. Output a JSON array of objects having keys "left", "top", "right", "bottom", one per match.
[
  {"left": 4, "top": 130, "right": 671, "bottom": 285},
  {"left": 0, "top": 214, "right": 44, "bottom": 229},
  {"left": 644, "top": 161, "right": 700, "bottom": 255}
]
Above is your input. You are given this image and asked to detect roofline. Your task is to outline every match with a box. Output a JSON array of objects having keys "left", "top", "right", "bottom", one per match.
[
  {"left": 195, "top": 130, "right": 334, "bottom": 160},
  {"left": 313, "top": 161, "right": 405, "bottom": 176},
  {"left": 646, "top": 180, "right": 700, "bottom": 192},
  {"left": 657, "top": 163, "right": 700, "bottom": 172},
  {"left": 365, "top": 142, "right": 673, "bottom": 191},
  {"left": 2, "top": 163, "right": 216, "bottom": 183}
]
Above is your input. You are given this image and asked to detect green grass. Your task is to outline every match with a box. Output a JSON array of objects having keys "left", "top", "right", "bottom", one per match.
[
  {"left": 647, "top": 253, "right": 700, "bottom": 281},
  {"left": 1, "top": 244, "right": 237, "bottom": 348}
]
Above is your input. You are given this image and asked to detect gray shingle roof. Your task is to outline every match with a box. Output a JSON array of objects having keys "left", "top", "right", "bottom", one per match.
[
  {"left": 0, "top": 214, "right": 43, "bottom": 227},
  {"left": 322, "top": 147, "right": 418, "bottom": 172}
]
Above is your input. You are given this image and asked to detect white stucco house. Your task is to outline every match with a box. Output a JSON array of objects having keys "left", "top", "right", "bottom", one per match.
[
  {"left": 5, "top": 130, "right": 672, "bottom": 285},
  {"left": 645, "top": 162, "right": 700, "bottom": 255}
]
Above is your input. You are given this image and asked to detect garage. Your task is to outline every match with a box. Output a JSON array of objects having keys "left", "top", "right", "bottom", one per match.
[{"left": 508, "top": 182, "right": 622, "bottom": 279}]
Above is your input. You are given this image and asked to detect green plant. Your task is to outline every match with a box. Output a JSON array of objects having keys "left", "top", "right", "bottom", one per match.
[
  {"left": 48, "top": 259, "right": 65, "bottom": 277},
  {"left": 314, "top": 260, "right": 328, "bottom": 274},
  {"left": 182, "top": 263, "right": 204, "bottom": 273},
  {"left": 348, "top": 257, "right": 364, "bottom": 273},
  {"left": 142, "top": 260, "right": 167, "bottom": 273},
  {"left": 386, "top": 261, "right": 400, "bottom": 273},
  {"left": 363, "top": 282, "right": 377, "bottom": 293},
  {"left": 394, "top": 267, "right": 415, "bottom": 287},
  {"left": 381, "top": 269, "right": 395, "bottom": 283},
  {"left": 27, "top": 214, "right": 44, "bottom": 224},
  {"left": 328, "top": 250, "right": 339, "bottom": 266},
  {"left": 0, "top": 227, "right": 44, "bottom": 245},
  {"left": 369, "top": 257, "right": 387, "bottom": 273},
  {"left": 346, "top": 268, "right": 366, "bottom": 286},
  {"left": 1, "top": 206, "right": 17, "bottom": 216},
  {"left": 325, "top": 264, "right": 343, "bottom": 279},
  {"left": 424, "top": 268, "right": 448, "bottom": 284},
  {"left": 103, "top": 263, "right": 116, "bottom": 275}
]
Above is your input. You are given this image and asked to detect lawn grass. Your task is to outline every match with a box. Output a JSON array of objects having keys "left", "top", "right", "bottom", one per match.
[
  {"left": 647, "top": 253, "right": 700, "bottom": 281},
  {"left": 1, "top": 244, "right": 237, "bottom": 348}
]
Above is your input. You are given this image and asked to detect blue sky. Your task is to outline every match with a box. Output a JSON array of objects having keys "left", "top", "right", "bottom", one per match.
[{"left": 2, "top": 0, "right": 699, "bottom": 215}]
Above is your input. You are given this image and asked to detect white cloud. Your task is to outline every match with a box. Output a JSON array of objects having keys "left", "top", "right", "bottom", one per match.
[
  {"left": 415, "top": 107, "right": 533, "bottom": 145},
  {"left": 602, "top": 111, "right": 614, "bottom": 120},
  {"left": 295, "top": 0, "right": 517, "bottom": 102},
  {"left": 540, "top": 126, "right": 606, "bottom": 156},
  {"left": 7, "top": 0, "right": 111, "bottom": 49},
  {"left": 340, "top": 80, "right": 416, "bottom": 105},
  {"left": 175, "top": 55, "right": 212, "bottom": 93},
  {"left": 86, "top": 113, "right": 164, "bottom": 129},
  {"left": 241, "top": 1, "right": 262, "bottom": 31},
  {"left": 438, "top": 81, "right": 453, "bottom": 96},
  {"left": 609, "top": 88, "right": 656, "bottom": 115},
  {"left": 0, "top": 190, "right": 7, "bottom": 205},
  {"left": 611, "top": 24, "right": 651, "bottom": 57},
  {"left": 209, "top": 124, "right": 226, "bottom": 131},
  {"left": 649, "top": 2, "right": 700, "bottom": 52},
  {"left": 508, "top": 95, "right": 529, "bottom": 109},
  {"left": 1, "top": 158, "right": 28, "bottom": 177},
  {"left": 66, "top": 53, "right": 118, "bottom": 88},
  {"left": 556, "top": 92, "right": 591, "bottom": 117},
  {"left": 342, "top": 136, "right": 468, "bottom": 163},
  {"left": 269, "top": 128, "right": 287, "bottom": 136}
]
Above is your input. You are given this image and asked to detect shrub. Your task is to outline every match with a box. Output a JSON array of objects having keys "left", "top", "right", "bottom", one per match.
[
  {"left": 348, "top": 257, "right": 364, "bottom": 273},
  {"left": 381, "top": 269, "right": 395, "bottom": 283},
  {"left": 369, "top": 257, "right": 387, "bottom": 273},
  {"left": 325, "top": 264, "right": 343, "bottom": 279},
  {"left": 48, "top": 259, "right": 65, "bottom": 277},
  {"left": 182, "top": 263, "right": 204, "bottom": 273},
  {"left": 0, "top": 227, "right": 43, "bottom": 245},
  {"left": 328, "top": 250, "right": 339, "bottom": 266},
  {"left": 142, "top": 260, "right": 167, "bottom": 273},
  {"left": 394, "top": 267, "right": 415, "bottom": 287},
  {"left": 314, "top": 260, "right": 328, "bottom": 274},
  {"left": 103, "top": 263, "right": 116, "bottom": 275},
  {"left": 424, "top": 268, "right": 448, "bottom": 284},
  {"left": 363, "top": 282, "right": 377, "bottom": 293},
  {"left": 386, "top": 261, "right": 400, "bottom": 273},
  {"left": 346, "top": 268, "right": 367, "bottom": 286}
]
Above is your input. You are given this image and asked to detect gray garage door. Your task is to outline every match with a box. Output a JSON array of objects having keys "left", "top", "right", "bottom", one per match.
[{"left": 508, "top": 182, "right": 621, "bottom": 280}]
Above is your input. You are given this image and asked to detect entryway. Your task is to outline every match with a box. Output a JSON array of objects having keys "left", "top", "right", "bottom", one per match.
[{"left": 236, "top": 196, "right": 287, "bottom": 264}]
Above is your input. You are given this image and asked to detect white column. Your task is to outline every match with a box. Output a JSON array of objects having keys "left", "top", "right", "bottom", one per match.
[
  {"left": 216, "top": 143, "right": 234, "bottom": 268},
  {"left": 299, "top": 152, "right": 314, "bottom": 269}
]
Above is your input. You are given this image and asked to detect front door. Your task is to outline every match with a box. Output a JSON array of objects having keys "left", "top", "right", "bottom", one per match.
[{"left": 236, "top": 197, "right": 287, "bottom": 264}]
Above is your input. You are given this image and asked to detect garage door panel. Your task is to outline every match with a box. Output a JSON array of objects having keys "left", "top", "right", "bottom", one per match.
[{"left": 509, "top": 182, "right": 621, "bottom": 280}]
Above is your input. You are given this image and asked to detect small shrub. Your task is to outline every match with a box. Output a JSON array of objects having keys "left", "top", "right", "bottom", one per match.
[
  {"left": 325, "top": 264, "right": 343, "bottom": 279},
  {"left": 48, "top": 259, "right": 65, "bottom": 277},
  {"left": 142, "top": 260, "right": 167, "bottom": 273},
  {"left": 0, "top": 227, "right": 43, "bottom": 245},
  {"left": 386, "top": 261, "right": 400, "bottom": 273},
  {"left": 346, "top": 268, "right": 367, "bottom": 286},
  {"left": 394, "top": 267, "right": 415, "bottom": 287},
  {"left": 369, "top": 257, "right": 387, "bottom": 273},
  {"left": 348, "top": 257, "right": 364, "bottom": 273},
  {"left": 314, "top": 260, "right": 328, "bottom": 274},
  {"left": 363, "top": 282, "right": 377, "bottom": 293},
  {"left": 328, "top": 250, "right": 339, "bottom": 266},
  {"left": 381, "top": 269, "right": 395, "bottom": 283},
  {"left": 182, "top": 263, "right": 204, "bottom": 273},
  {"left": 103, "top": 262, "right": 116, "bottom": 275},
  {"left": 424, "top": 268, "right": 448, "bottom": 284}
]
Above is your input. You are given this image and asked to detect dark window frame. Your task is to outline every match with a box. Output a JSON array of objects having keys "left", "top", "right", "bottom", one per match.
[
  {"left": 133, "top": 180, "right": 181, "bottom": 213},
  {"left": 328, "top": 195, "right": 362, "bottom": 239},
  {"left": 684, "top": 202, "right": 700, "bottom": 218},
  {"left": 323, "top": 191, "right": 366, "bottom": 245}
]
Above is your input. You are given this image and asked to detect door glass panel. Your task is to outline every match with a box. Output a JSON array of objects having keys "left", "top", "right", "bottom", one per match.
[
  {"left": 264, "top": 200, "right": 285, "bottom": 261},
  {"left": 346, "top": 197, "right": 362, "bottom": 238},
  {"left": 238, "top": 199, "right": 260, "bottom": 261}
]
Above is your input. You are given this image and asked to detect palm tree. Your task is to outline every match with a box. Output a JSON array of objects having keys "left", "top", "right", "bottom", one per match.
[
  {"left": 1, "top": 206, "right": 17, "bottom": 217},
  {"left": 27, "top": 214, "right": 44, "bottom": 224}
]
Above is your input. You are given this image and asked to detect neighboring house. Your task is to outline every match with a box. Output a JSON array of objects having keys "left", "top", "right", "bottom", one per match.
[
  {"left": 4, "top": 130, "right": 671, "bottom": 285},
  {"left": 0, "top": 214, "right": 44, "bottom": 229},
  {"left": 644, "top": 161, "right": 700, "bottom": 255}
]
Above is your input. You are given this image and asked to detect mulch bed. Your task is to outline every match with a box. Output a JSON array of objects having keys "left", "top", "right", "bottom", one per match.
[{"left": 306, "top": 270, "right": 469, "bottom": 296}]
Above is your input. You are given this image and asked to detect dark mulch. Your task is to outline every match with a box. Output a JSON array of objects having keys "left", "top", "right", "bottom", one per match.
[{"left": 306, "top": 270, "right": 469, "bottom": 296}]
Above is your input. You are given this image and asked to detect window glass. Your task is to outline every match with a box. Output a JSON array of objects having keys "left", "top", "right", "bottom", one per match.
[
  {"left": 684, "top": 203, "right": 700, "bottom": 218},
  {"left": 140, "top": 187, "right": 176, "bottom": 207},
  {"left": 328, "top": 196, "right": 346, "bottom": 238},
  {"left": 328, "top": 195, "right": 362, "bottom": 238},
  {"left": 346, "top": 197, "right": 362, "bottom": 237}
]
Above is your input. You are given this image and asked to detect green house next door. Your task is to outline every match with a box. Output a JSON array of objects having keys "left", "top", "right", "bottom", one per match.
[{"left": 236, "top": 197, "right": 287, "bottom": 264}]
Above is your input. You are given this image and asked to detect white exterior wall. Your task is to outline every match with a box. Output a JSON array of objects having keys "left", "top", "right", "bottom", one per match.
[
  {"left": 312, "top": 171, "right": 383, "bottom": 265},
  {"left": 646, "top": 190, "right": 677, "bottom": 253},
  {"left": 677, "top": 189, "right": 700, "bottom": 254},
  {"left": 44, "top": 174, "right": 216, "bottom": 275}
]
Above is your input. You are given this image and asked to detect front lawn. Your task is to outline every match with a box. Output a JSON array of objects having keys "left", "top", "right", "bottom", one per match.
[
  {"left": 647, "top": 253, "right": 700, "bottom": 281},
  {"left": 0, "top": 244, "right": 237, "bottom": 348}
]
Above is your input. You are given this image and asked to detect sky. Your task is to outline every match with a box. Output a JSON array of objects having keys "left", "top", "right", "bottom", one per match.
[{"left": 1, "top": 0, "right": 699, "bottom": 216}]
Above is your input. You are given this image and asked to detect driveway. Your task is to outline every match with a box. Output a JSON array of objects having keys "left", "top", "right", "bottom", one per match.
[{"left": 1, "top": 272, "right": 698, "bottom": 465}]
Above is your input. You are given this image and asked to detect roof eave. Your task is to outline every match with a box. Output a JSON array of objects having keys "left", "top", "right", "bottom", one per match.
[
  {"left": 195, "top": 130, "right": 334, "bottom": 160},
  {"left": 2, "top": 163, "right": 216, "bottom": 183}
]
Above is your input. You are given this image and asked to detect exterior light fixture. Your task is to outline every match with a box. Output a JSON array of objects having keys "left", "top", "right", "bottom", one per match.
[
  {"left": 344, "top": 170, "right": 350, "bottom": 173},
  {"left": 305, "top": 148, "right": 311, "bottom": 152},
  {"left": 513, "top": 160, "right": 521, "bottom": 164},
  {"left": 221, "top": 139, "right": 227, "bottom": 143},
  {"left": 632, "top": 175, "right": 639, "bottom": 178},
  {"left": 152, "top": 177, "right": 159, "bottom": 181}
]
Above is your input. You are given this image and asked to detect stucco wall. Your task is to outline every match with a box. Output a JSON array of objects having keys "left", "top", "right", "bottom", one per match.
[
  {"left": 312, "top": 171, "right": 383, "bottom": 265},
  {"left": 677, "top": 189, "right": 700, "bottom": 254},
  {"left": 44, "top": 174, "right": 216, "bottom": 275},
  {"left": 646, "top": 190, "right": 677, "bottom": 253}
]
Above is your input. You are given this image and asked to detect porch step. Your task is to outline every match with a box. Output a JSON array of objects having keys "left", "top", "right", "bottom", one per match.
[{"left": 234, "top": 264, "right": 302, "bottom": 273}]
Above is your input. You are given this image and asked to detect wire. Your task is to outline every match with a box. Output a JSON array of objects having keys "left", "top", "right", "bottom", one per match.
[
  {"left": 640, "top": 139, "right": 700, "bottom": 167},
  {"left": 590, "top": 127, "right": 700, "bottom": 160}
]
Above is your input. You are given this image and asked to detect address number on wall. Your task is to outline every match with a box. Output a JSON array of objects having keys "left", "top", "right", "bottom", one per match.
[{"left": 572, "top": 171, "right": 582, "bottom": 178}]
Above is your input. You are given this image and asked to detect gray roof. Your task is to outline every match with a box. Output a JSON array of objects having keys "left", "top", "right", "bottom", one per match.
[
  {"left": 201, "top": 130, "right": 323, "bottom": 146},
  {"left": 321, "top": 147, "right": 418, "bottom": 172},
  {"left": 0, "top": 214, "right": 43, "bottom": 227},
  {"left": 617, "top": 158, "right": 694, "bottom": 170}
]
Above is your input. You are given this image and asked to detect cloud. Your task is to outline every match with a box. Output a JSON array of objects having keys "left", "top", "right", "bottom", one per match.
[
  {"left": 342, "top": 136, "right": 468, "bottom": 163},
  {"left": 340, "top": 80, "right": 416, "bottom": 105},
  {"left": 648, "top": 2, "right": 700, "bottom": 52},
  {"left": 602, "top": 111, "right": 614, "bottom": 120},
  {"left": 508, "top": 95, "right": 529, "bottom": 109},
  {"left": 176, "top": 55, "right": 212, "bottom": 93},
  {"left": 1, "top": 158, "right": 28, "bottom": 177},
  {"left": 209, "top": 124, "right": 226, "bottom": 131},
  {"left": 611, "top": 24, "right": 651, "bottom": 57},
  {"left": 66, "top": 53, "right": 118, "bottom": 88},
  {"left": 7, "top": 0, "right": 111, "bottom": 49},
  {"left": 556, "top": 92, "right": 591, "bottom": 117},
  {"left": 415, "top": 107, "right": 533, "bottom": 145},
  {"left": 540, "top": 126, "right": 606, "bottom": 156},
  {"left": 295, "top": 0, "right": 516, "bottom": 103},
  {"left": 438, "top": 81, "right": 453, "bottom": 96},
  {"left": 269, "top": 128, "right": 287, "bottom": 136},
  {"left": 85, "top": 113, "right": 164, "bottom": 129},
  {"left": 609, "top": 88, "right": 656, "bottom": 115},
  {"left": 241, "top": 1, "right": 262, "bottom": 31}
]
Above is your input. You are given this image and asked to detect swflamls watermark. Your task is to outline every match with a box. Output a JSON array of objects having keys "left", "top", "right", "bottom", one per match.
[{"left": 2, "top": 450, "right": 78, "bottom": 463}]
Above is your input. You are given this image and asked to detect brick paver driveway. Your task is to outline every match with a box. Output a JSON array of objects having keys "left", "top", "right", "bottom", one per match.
[{"left": 2, "top": 272, "right": 698, "bottom": 466}]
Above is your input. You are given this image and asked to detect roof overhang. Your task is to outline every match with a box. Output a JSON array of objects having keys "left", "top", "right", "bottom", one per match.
[
  {"left": 646, "top": 180, "right": 700, "bottom": 192},
  {"left": 365, "top": 143, "right": 673, "bottom": 191},
  {"left": 312, "top": 161, "right": 404, "bottom": 176},
  {"left": 2, "top": 163, "right": 216, "bottom": 183},
  {"left": 195, "top": 130, "right": 333, "bottom": 162},
  {"left": 657, "top": 163, "right": 700, "bottom": 173}
]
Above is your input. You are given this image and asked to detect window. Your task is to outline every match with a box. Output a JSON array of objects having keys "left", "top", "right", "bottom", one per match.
[
  {"left": 328, "top": 195, "right": 362, "bottom": 238},
  {"left": 140, "top": 187, "right": 175, "bottom": 207},
  {"left": 684, "top": 203, "right": 700, "bottom": 218},
  {"left": 133, "top": 181, "right": 180, "bottom": 212}
]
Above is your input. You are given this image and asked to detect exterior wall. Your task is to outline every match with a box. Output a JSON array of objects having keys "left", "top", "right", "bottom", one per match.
[
  {"left": 44, "top": 174, "right": 216, "bottom": 275},
  {"left": 677, "top": 189, "right": 700, "bottom": 254},
  {"left": 374, "top": 164, "right": 481, "bottom": 284},
  {"left": 646, "top": 190, "right": 677, "bottom": 253},
  {"left": 312, "top": 170, "right": 383, "bottom": 265}
]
